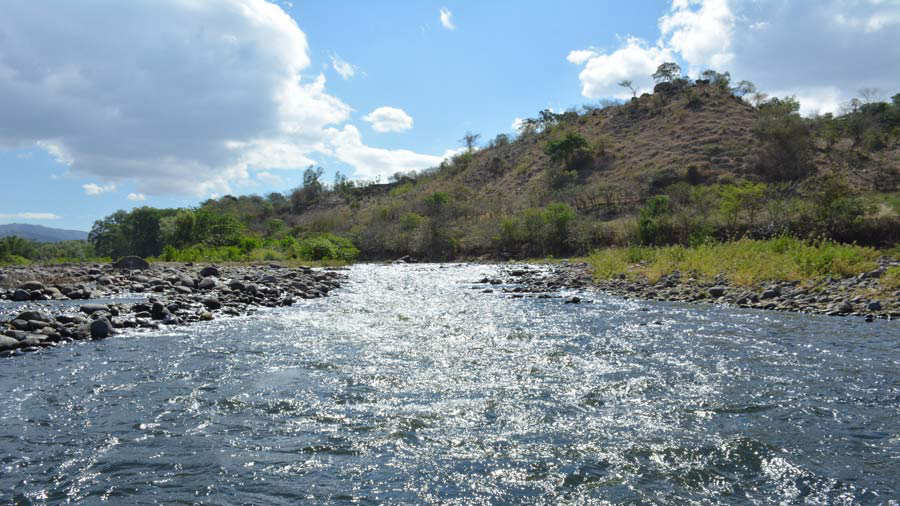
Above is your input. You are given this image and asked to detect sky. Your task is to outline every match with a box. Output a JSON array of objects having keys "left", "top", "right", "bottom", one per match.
[{"left": 1, "top": 0, "right": 898, "bottom": 231}]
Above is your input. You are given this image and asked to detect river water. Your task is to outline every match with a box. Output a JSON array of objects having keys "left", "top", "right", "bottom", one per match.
[{"left": 1, "top": 264, "right": 898, "bottom": 504}]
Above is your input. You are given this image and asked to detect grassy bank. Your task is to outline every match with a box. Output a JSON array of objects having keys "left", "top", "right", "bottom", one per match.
[{"left": 587, "top": 237, "right": 897, "bottom": 286}]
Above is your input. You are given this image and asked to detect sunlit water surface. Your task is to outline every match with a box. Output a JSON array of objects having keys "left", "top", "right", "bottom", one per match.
[{"left": 1, "top": 264, "right": 898, "bottom": 504}]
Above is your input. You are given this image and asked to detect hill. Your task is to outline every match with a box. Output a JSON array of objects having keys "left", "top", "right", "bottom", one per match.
[
  {"left": 0, "top": 223, "right": 88, "bottom": 243},
  {"left": 84, "top": 75, "right": 900, "bottom": 262}
]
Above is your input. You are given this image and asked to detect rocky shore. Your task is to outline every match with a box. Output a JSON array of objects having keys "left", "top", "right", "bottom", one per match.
[
  {"left": 483, "top": 260, "right": 900, "bottom": 320},
  {"left": 0, "top": 258, "right": 345, "bottom": 355}
]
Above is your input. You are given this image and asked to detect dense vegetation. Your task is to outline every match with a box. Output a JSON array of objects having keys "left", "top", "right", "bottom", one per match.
[
  {"left": 77, "top": 63, "right": 899, "bottom": 264},
  {"left": 0, "top": 235, "right": 101, "bottom": 265}
]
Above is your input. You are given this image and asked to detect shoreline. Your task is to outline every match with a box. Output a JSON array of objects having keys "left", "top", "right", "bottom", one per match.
[
  {"left": 0, "top": 260, "right": 345, "bottom": 355},
  {"left": 493, "top": 260, "right": 899, "bottom": 320}
]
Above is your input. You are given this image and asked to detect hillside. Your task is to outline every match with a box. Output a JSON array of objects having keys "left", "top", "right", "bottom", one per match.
[
  {"left": 0, "top": 223, "right": 88, "bottom": 242},
  {"left": 85, "top": 78, "right": 900, "bottom": 262}
]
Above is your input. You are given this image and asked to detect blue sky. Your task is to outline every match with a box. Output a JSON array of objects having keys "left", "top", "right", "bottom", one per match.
[{"left": 1, "top": 0, "right": 899, "bottom": 231}]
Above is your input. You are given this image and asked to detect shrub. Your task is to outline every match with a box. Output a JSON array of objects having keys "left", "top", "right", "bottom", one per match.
[{"left": 297, "top": 233, "right": 359, "bottom": 262}]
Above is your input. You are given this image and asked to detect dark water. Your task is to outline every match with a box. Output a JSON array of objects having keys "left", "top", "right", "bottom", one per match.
[{"left": 1, "top": 264, "right": 898, "bottom": 504}]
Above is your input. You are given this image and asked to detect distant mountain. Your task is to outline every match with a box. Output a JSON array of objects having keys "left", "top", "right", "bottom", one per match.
[{"left": 0, "top": 223, "right": 89, "bottom": 242}]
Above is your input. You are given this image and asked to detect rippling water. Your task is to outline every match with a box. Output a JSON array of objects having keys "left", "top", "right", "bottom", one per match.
[{"left": 1, "top": 264, "right": 898, "bottom": 504}]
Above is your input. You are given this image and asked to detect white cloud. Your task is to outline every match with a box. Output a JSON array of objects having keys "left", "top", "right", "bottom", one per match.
[
  {"left": 568, "top": 0, "right": 900, "bottom": 113},
  {"left": 659, "top": 0, "right": 735, "bottom": 70},
  {"left": 511, "top": 117, "right": 525, "bottom": 132},
  {"left": 569, "top": 37, "right": 673, "bottom": 99},
  {"left": 0, "top": 1, "right": 445, "bottom": 196},
  {"left": 330, "top": 54, "right": 357, "bottom": 80},
  {"left": 256, "top": 171, "right": 285, "bottom": 186},
  {"left": 127, "top": 193, "right": 146, "bottom": 201},
  {"left": 0, "top": 212, "right": 61, "bottom": 220},
  {"left": 326, "top": 125, "right": 450, "bottom": 180},
  {"left": 440, "top": 7, "right": 455, "bottom": 30},
  {"left": 362, "top": 107, "right": 414, "bottom": 133},
  {"left": 82, "top": 182, "right": 116, "bottom": 196},
  {"left": 566, "top": 49, "right": 598, "bottom": 65}
]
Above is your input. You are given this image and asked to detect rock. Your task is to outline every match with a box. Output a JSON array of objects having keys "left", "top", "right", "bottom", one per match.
[
  {"left": 867, "top": 301, "right": 882, "bottom": 311},
  {"left": 199, "top": 311, "right": 214, "bottom": 321},
  {"left": 564, "top": 296, "right": 581, "bottom": 304},
  {"left": 56, "top": 315, "right": 87, "bottom": 325},
  {"left": 0, "top": 335, "right": 21, "bottom": 351},
  {"left": 80, "top": 303, "right": 109, "bottom": 315},
  {"left": 16, "top": 311, "right": 50, "bottom": 322},
  {"left": 760, "top": 288, "right": 780, "bottom": 300},
  {"left": 202, "top": 297, "right": 222, "bottom": 310},
  {"left": 151, "top": 302, "right": 169, "bottom": 320},
  {"left": 89, "top": 317, "right": 114, "bottom": 339},
  {"left": 11, "top": 289, "right": 30, "bottom": 301},
  {"left": 228, "top": 281, "right": 246, "bottom": 291},
  {"left": 198, "top": 278, "right": 217, "bottom": 290},
  {"left": 708, "top": 286, "right": 727, "bottom": 298},
  {"left": 200, "top": 266, "right": 220, "bottom": 278},
  {"left": 19, "top": 280, "right": 45, "bottom": 291},
  {"left": 113, "top": 256, "right": 150, "bottom": 270}
]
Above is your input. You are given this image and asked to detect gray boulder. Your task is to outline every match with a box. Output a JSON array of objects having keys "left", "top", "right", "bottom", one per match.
[
  {"left": 19, "top": 280, "right": 44, "bottom": 291},
  {"left": 708, "top": 286, "right": 727, "bottom": 298},
  {"left": 200, "top": 265, "right": 220, "bottom": 278},
  {"left": 0, "top": 335, "right": 21, "bottom": 351},
  {"left": 80, "top": 304, "right": 109, "bottom": 315},
  {"left": 12, "top": 289, "right": 30, "bottom": 301},
  {"left": 113, "top": 256, "right": 150, "bottom": 270},
  {"left": 198, "top": 277, "right": 217, "bottom": 290},
  {"left": 89, "top": 317, "right": 114, "bottom": 339}
]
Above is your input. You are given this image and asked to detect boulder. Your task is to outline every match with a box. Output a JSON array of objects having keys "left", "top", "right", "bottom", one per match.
[
  {"left": 89, "top": 317, "right": 114, "bottom": 339},
  {"left": 200, "top": 266, "right": 220, "bottom": 278},
  {"left": 80, "top": 304, "right": 109, "bottom": 315},
  {"left": 708, "top": 286, "right": 727, "bottom": 298},
  {"left": 0, "top": 335, "right": 21, "bottom": 351},
  {"left": 11, "top": 289, "right": 30, "bottom": 301},
  {"left": 202, "top": 297, "right": 222, "bottom": 310},
  {"left": 16, "top": 311, "right": 50, "bottom": 322},
  {"left": 867, "top": 301, "right": 882, "bottom": 311},
  {"left": 19, "top": 280, "right": 44, "bottom": 291},
  {"left": 113, "top": 256, "right": 150, "bottom": 270},
  {"left": 198, "top": 277, "right": 217, "bottom": 290}
]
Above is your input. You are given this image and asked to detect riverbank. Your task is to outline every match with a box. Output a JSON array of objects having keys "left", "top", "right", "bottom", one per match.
[
  {"left": 490, "top": 242, "right": 900, "bottom": 320},
  {"left": 0, "top": 260, "right": 345, "bottom": 354}
]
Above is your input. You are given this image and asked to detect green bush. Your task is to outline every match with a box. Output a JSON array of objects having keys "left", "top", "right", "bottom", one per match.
[{"left": 297, "top": 233, "right": 359, "bottom": 261}]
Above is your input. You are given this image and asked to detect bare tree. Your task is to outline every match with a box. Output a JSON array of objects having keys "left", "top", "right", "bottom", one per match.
[
  {"left": 858, "top": 87, "right": 882, "bottom": 104},
  {"left": 618, "top": 79, "right": 637, "bottom": 98},
  {"left": 460, "top": 131, "right": 480, "bottom": 153}
]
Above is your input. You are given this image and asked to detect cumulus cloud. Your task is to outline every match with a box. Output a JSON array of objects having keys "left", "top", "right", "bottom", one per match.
[
  {"left": 0, "top": 0, "right": 446, "bottom": 196},
  {"left": 326, "top": 125, "right": 450, "bottom": 180},
  {"left": 330, "top": 54, "right": 357, "bottom": 80},
  {"left": 83, "top": 182, "right": 116, "bottom": 196},
  {"left": 362, "top": 107, "right": 414, "bottom": 133},
  {"left": 0, "top": 212, "right": 61, "bottom": 220},
  {"left": 568, "top": 0, "right": 900, "bottom": 113},
  {"left": 440, "top": 7, "right": 455, "bottom": 30},
  {"left": 568, "top": 37, "right": 673, "bottom": 99},
  {"left": 127, "top": 193, "right": 146, "bottom": 201}
]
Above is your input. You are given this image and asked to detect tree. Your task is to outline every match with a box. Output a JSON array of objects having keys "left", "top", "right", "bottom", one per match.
[
  {"left": 753, "top": 96, "right": 814, "bottom": 181},
  {"left": 544, "top": 132, "right": 589, "bottom": 165},
  {"left": 459, "top": 131, "right": 480, "bottom": 153},
  {"left": 618, "top": 79, "right": 637, "bottom": 98},
  {"left": 652, "top": 62, "right": 681, "bottom": 83},
  {"left": 858, "top": 87, "right": 881, "bottom": 104},
  {"left": 732, "top": 80, "right": 756, "bottom": 98},
  {"left": 701, "top": 70, "right": 730, "bottom": 88}
]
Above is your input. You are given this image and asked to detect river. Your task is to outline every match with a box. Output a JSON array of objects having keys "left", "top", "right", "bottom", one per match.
[{"left": 1, "top": 264, "right": 898, "bottom": 504}]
